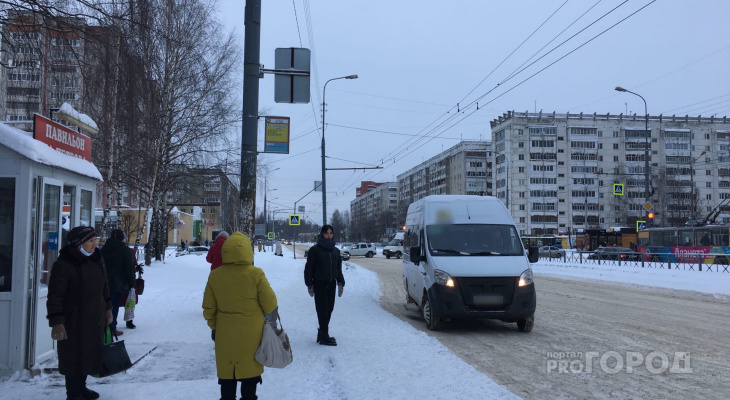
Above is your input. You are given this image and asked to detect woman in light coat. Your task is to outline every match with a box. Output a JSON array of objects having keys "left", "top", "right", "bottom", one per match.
[{"left": 203, "top": 232, "right": 278, "bottom": 400}]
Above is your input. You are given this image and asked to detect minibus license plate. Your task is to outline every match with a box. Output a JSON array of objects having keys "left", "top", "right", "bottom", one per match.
[{"left": 473, "top": 295, "right": 504, "bottom": 306}]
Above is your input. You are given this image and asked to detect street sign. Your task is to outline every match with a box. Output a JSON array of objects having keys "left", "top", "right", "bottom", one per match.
[
  {"left": 289, "top": 214, "right": 301, "bottom": 226},
  {"left": 254, "top": 224, "right": 266, "bottom": 236},
  {"left": 643, "top": 201, "right": 654, "bottom": 211},
  {"left": 267, "top": 232, "right": 275, "bottom": 240},
  {"left": 613, "top": 183, "right": 624, "bottom": 196},
  {"left": 314, "top": 181, "right": 322, "bottom": 192},
  {"left": 264, "top": 116, "right": 290, "bottom": 154},
  {"left": 298, "top": 206, "right": 305, "bottom": 213},
  {"left": 636, "top": 220, "right": 647, "bottom": 231},
  {"left": 274, "top": 48, "right": 310, "bottom": 104}
]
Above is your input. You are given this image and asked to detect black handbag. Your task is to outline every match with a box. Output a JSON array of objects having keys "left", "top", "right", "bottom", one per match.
[
  {"left": 135, "top": 271, "right": 145, "bottom": 295},
  {"left": 98, "top": 326, "right": 132, "bottom": 377}
]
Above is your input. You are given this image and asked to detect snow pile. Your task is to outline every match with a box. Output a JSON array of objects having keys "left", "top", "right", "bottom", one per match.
[
  {"left": 59, "top": 102, "right": 99, "bottom": 132},
  {"left": 533, "top": 258, "right": 730, "bottom": 297}
]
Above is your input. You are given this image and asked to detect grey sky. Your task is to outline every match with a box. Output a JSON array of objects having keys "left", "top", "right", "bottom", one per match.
[{"left": 217, "top": 0, "right": 730, "bottom": 231}]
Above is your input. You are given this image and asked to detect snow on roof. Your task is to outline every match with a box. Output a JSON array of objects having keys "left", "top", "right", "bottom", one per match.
[
  {"left": 622, "top": 126, "right": 648, "bottom": 130},
  {"left": 663, "top": 128, "right": 691, "bottom": 132},
  {"left": 0, "top": 122, "right": 102, "bottom": 181},
  {"left": 59, "top": 102, "right": 99, "bottom": 131},
  {"left": 715, "top": 130, "right": 730, "bottom": 134}
]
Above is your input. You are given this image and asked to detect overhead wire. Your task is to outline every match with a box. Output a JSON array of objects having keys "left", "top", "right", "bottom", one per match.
[
  {"left": 458, "top": 0, "right": 571, "bottom": 104},
  {"left": 355, "top": 0, "right": 633, "bottom": 175},
  {"left": 365, "top": 0, "right": 631, "bottom": 176},
  {"left": 330, "top": 0, "right": 656, "bottom": 201},
  {"left": 402, "top": 0, "right": 656, "bottom": 160}
]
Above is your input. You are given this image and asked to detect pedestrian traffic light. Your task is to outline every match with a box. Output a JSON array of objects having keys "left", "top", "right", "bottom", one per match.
[{"left": 647, "top": 212, "right": 655, "bottom": 219}]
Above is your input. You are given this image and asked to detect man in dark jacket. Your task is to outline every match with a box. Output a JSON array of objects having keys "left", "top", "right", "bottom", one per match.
[
  {"left": 304, "top": 225, "right": 345, "bottom": 346},
  {"left": 101, "top": 229, "right": 135, "bottom": 335},
  {"left": 47, "top": 225, "right": 112, "bottom": 400}
]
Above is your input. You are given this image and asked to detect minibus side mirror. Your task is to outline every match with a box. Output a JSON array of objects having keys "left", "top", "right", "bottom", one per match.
[
  {"left": 410, "top": 246, "right": 421, "bottom": 264},
  {"left": 528, "top": 246, "right": 539, "bottom": 263}
]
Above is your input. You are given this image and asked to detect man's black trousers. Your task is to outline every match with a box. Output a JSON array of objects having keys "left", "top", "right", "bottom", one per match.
[{"left": 313, "top": 279, "right": 337, "bottom": 336}]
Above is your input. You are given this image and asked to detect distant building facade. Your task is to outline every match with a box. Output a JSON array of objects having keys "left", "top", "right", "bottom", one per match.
[
  {"left": 397, "top": 141, "right": 493, "bottom": 220},
  {"left": 0, "top": 11, "right": 87, "bottom": 126},
  {"left": 490, "top": 111, "right": 730, "bottom": 236},
  {"left": 168, "top": 167, "right": 240, "bottom": 240},
  {"left": 349, "top": 181, "right": 398, "bottom": 242}
]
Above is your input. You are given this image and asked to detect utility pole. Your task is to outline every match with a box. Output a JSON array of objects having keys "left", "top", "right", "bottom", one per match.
[{"left": 240, "top": 0, "right": 261, "bottom": 243}]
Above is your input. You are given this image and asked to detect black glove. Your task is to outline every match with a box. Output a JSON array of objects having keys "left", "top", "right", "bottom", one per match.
[
  {"left": 211, "top": 330, "right": 215, "bottom": 341},
  {"left": 136, "top": 265, "right": 144, "bottom": 274}
]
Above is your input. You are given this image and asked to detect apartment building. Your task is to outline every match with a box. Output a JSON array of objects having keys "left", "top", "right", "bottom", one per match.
[
  {"left": 168, "top": 168, "right": 241, "bottom": 236},
  {"left": 0, "top": 11, "right": 86, "bottom": 125},
  {"left": 349, "top": 181, "right": 399, "bottom": 241},
  {"left": 397, "top": 140, "right": 493, "bottom": 214},
  {"left": 490, "top": 111, "right": 730, "bottom": 236}
]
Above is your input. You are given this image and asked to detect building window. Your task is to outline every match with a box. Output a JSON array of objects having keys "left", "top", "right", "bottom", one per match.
[{"left": 570, "top": 127, "right": 598, "bottom": 136}]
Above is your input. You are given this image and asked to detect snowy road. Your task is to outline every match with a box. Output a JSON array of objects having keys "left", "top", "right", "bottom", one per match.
[{"left": 351, "top": 254, "right": 730, "bottom": 400}]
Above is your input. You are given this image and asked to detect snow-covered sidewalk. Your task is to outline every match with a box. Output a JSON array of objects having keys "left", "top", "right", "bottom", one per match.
[{"left": 1, "top": 246, "right": 517, "bottom": 400}]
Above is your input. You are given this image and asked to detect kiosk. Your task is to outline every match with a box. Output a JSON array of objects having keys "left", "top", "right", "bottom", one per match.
[{"left": 0, "top": 119, "right": 101, "bottom": 372}]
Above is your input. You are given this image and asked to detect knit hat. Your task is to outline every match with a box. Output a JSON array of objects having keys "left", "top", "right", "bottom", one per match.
[{"left": 68, "top": 226, "right": 97, "bottom": 247}]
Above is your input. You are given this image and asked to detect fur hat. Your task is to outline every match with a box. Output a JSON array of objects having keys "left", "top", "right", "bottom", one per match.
[{"left": 68, "top": 226, "right": 97, "bottom": 247}]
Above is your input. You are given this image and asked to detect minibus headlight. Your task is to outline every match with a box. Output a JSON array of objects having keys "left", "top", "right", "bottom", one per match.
[
  {"left": 518, "top": 269, "right": 534, "bottom": 287},
  {"left": 434, "top": 269, "right": 455, "bottom": 287}
]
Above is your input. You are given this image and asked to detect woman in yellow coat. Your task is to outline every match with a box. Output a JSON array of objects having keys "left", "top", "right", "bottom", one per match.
[{"left": 203, "top": 232, "right": 278, "bottom": 400}]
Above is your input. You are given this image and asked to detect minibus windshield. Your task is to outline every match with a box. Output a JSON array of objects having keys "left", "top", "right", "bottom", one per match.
[{"left": 426, "top": 224, "right": 524, "bottom": 256}]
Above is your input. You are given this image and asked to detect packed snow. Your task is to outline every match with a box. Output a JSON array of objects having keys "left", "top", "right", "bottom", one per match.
[
  {"left": 0, "top": 245, "right": 517, "bottom": 400},
  {"left": 2, "top": 244, "right": 729, "bottom": 399}
]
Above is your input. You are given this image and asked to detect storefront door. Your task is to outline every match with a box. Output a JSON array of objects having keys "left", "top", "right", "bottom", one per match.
[{"left": 26, "top": 177, "right": 62, "bottom": 368}]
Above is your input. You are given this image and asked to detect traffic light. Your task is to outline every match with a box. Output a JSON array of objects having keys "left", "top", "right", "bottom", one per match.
[{"left": 647, "top": 212, "right": 655, "bottom": 220}]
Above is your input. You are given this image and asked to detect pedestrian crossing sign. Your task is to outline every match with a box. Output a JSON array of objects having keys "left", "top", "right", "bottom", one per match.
[
  {"left": 613, "top": 183, "right": 624, "bottom": 196},
  {"left": 268, "top": 232, "right": 275, "bottom": 240},
  {"left": 636, "top": 220, "right": 646, "bottom": 231},
  {"left": 289, "top": 214, "right": 301, "bottom": 226}
]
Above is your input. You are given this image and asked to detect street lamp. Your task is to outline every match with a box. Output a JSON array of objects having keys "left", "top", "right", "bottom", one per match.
[
  {"left": 615, "top": 86, "right": 651, "bottom": 224},
  {"left": 322, "top": 74, "right": 358, "bottom": 227}
]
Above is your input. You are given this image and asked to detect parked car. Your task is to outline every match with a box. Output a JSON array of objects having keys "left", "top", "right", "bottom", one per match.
[
  {"left": 342, "top": 242, "right": 375, "bottom": 258},
  {"left": 587, "top": 247, "right": 641, "bottom": 261},
  {"left": 187, "top": 246, "right": 209, "bottom": 255},
  {"left": 538, "top": 246, "right": 565, "bottom": 258}
]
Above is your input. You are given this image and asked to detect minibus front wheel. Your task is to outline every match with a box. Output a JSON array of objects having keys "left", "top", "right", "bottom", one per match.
[{"left": 422, "top": 292, "right": 442, "bottom": 331}]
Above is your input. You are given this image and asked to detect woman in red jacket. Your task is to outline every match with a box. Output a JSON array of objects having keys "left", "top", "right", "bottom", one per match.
[{"left": 206, "top": 231, "right": 229, "bottom": 270}]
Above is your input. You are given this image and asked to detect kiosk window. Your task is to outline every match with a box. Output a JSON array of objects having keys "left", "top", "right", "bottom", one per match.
[
  {"left": 0, "top": 178, "right": 15, "bottom": 292},
  {"left": 80, "top": 190, "right": 92, "bottom": 227}
]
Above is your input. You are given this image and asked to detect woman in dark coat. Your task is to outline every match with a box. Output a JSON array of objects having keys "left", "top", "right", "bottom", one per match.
[{"left": 47, "top": 226, "right": 112, "bottom": 400}]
